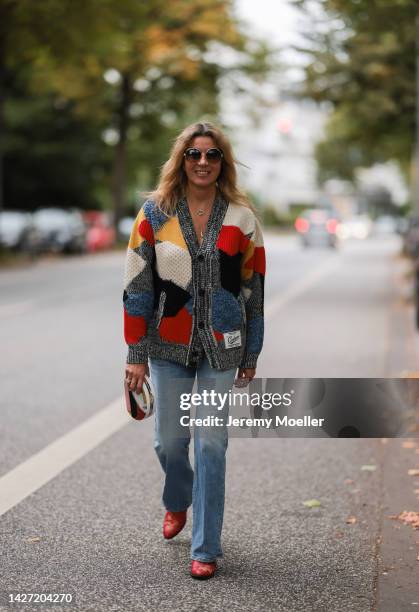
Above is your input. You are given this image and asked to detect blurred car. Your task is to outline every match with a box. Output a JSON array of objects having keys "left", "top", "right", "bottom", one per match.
[
  {"left": 294, "top": 208, "right": 340, "bottom": 248},
  {"left": 396, "top": 216, "right": 409, "bottom": 236},
  {"left": 372, "top": 215, "right": 399, "bottom": 236},
  {"left": 83, "top": 210, "right": 116, "bottom": 252},
  {"left": 118, "top": 216, "right": 136, "bottom": 241},
  {"left": 337, "top": 214, "right": 372, "bottom": 240},
  {"left": 0, "top": 210, "right": 41, "bottom": 252},
  {"left": 32, "top": 207, "right": 87, "bottom": 254},
  {"left": 403, "top": 215, "right": 419, "bottom": 258}
]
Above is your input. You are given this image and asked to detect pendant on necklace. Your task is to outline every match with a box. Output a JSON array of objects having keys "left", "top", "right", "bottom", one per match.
[{"left": 197, "top": 208, "right": 205, "bottom": 216}]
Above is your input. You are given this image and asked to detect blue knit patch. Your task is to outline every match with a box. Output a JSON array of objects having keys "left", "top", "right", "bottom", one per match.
[
  {"left": 246, "top": 316, "right": 264, "bottom": 353},
  {"left": 211, "top": 289, "right": 242, "bottom": 332},
  {"left": 124, "top": 291, "right": 154, "bottom": 318},
  {"left": 143, "top": 200, "right": 169, "bottom": 232},
  {"left": 184, "top": 298, "right": 194, "bottom": 315}
]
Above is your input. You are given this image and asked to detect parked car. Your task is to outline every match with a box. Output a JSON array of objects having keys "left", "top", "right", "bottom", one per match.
[
  {"left": 0, "top": 210, "right": 41, "bottom": 253},
  {"left": 32, "top": 207, "right": 87, "bottom": 254},
  {"left": 337, "top": 214, "right": 373, "bottom": 240},
  {"left": 372, "top": 215, "right": 399, "bottom": 236},
  {"left": 294, "top": 208, "right": 340, "bottom": 248},
  {"left": 403, "top": 215, "right": 419, "bottom": 258},
  {"left": 118, "top": 216, "right": 136, "bottom": 241},
  {"left": 83, "top": 211, "right": 116, "bottom": 252}
]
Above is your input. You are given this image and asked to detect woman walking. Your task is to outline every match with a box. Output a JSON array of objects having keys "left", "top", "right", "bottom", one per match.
[{"left": 123, "top": 121, "right": 265, "bottom": 579}]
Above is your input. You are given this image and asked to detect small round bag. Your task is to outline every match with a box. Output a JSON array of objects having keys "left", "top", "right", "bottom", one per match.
[{"left": 124, "top": 374, "right": 155, "bottom": 420}]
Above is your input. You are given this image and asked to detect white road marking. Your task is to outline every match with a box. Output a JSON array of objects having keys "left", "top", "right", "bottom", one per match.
[
  {"left": 0, "top": 254, "right": 342, "bottom": 517},
  {"left": 265, "top": 255, "right": 342, "bottom": 320},
  {"left": 0, "top": 398, "right": 131, "bottom": 517}
]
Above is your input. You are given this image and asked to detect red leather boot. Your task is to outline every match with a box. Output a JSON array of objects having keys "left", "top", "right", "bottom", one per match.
[
  {"left": 190, "top": 560, "right": 217, "bottom": 579},
  {"left": 163, "top": 510, "right": 187, "bottom": 539}
]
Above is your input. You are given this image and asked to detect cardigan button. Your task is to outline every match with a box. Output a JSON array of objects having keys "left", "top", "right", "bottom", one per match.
[
  {"left": 198, "top": 289, "right": 205, "bottom": 297},
  {"left": 198, "top": 321, "right": 204, "bottom": 329},
  {"left": 197, "top": 254, "right": 204, "bottom": 261}
]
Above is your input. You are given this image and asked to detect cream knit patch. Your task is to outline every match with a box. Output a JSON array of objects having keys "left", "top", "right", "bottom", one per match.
[
  {"left": 124, "top": 248, "right": 147, "bottom": 289},
  {"left": 155, "top": 241, "right": 192, "bottom": 289},
  {"left": 222, "top": 204, "right": 255, "bottom": 236},
  {"left": 241, "top": 287, "right": 252, "bottom": 301}
]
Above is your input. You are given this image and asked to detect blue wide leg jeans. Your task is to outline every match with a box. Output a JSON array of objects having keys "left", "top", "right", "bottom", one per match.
[{"left": 149, "top": 356, "right": 237, "bottom": 562}]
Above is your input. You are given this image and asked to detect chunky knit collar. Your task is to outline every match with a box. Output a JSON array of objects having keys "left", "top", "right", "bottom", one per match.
[{"left": 176, "top": 190, "right": 229, "bottom": 257}]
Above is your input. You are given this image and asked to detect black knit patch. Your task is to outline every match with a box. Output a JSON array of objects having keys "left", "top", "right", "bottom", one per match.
[
  {"left": 219, "top": 250, "right": 241, "bottom": 297},
  {"left": 153, "top": 275, "right": 190, "bottom": 316}
]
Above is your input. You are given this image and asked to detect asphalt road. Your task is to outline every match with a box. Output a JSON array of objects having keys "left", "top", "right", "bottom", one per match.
[{"left": 0, "top": 233, "right": 418, "bottom": 611}]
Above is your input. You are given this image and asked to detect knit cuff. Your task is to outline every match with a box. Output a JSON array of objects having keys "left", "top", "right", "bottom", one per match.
[
  {"left": 126, "top": 344, "right": 149, "bottom": 364},
  {"left": 239, "top": 353, "right": 258, "bottom": 369}
]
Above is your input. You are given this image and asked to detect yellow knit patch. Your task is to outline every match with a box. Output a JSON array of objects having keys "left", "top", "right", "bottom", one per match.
[
  {"left": 128, "top": 209, "right": 146, "bottom": 250},
  {"left": 155, "top": 216, "right": 188, "bottom": 250},
  {"left": 241, "top": 241, "right": 255, "bottom": 281}
]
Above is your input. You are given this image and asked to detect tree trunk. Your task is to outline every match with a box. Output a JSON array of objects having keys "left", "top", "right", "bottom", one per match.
[{"left": 112, "top": 72, "right": 131, "bottom": 239}]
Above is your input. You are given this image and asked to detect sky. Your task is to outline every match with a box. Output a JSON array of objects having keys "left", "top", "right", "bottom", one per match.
[
  {"left": 233, "top": 0, "right": 309, "bottom": 84},
  {"left": 234, "top": 0, "right": 303, "bottom": 48}
]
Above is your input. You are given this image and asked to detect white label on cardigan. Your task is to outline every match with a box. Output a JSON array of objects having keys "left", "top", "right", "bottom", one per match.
[{"left": 223, "top": 330, "right": 241, "bottom": 348}]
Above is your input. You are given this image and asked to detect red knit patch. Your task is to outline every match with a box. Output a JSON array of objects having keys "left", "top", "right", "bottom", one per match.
[
  {"left": 254, "top": 247, "right": 266, "bottom": 275},
  {"left": 213, "top": 330, "right": 224, "bottom": 342},
  {"left": 217, "top": 226, "right": 249, "bottom": 256},
  {"left": 139, "top": 219, "right": 155, "bottom": 245},
  {"left": 159, "top": 307, "right": 192, "bottom": 344},
  {"left": 124, "top": 311, "right": 147, "bottom": 343}
]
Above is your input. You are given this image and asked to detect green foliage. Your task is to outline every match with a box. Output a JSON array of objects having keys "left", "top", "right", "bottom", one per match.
[
  {"left": 0, "top": 0, "right": 276, "bottom": 216},
  {"left": 292, "top": 0, "right": 416, "bottom": 183}
]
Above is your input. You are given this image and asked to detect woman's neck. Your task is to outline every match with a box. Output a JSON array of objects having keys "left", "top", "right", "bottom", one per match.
[{"left": 185, "top": 184, "right": 217, "bottom": 207}]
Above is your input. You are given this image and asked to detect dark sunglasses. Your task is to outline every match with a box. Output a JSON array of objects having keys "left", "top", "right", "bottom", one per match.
[{"left": 183, "top": 147, "right": 223, "bottom": 163}]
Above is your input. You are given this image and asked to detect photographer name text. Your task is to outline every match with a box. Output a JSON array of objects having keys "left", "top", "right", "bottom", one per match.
[{"left": 180, "top": 415, "right": 325, "bottom": 428}]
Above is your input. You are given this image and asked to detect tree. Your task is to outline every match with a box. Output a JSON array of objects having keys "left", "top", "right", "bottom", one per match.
[
  {"left": 291, "top": 0, "right": 416, "bottom": 184},
  {"left": 1, "top": 0, "right": 276, "bottom": 230}
]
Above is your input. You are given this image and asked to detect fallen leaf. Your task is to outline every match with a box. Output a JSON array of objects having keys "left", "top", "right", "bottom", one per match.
[
  {"left": 344, "top": 479, "right": 354, "bottom": 485},
  {"left": 26, "top": 536, "right": 41, "bottom": 543},
  {"left": 303, "top": 499, "right": 321, "bottom": 508},
  {"left": 361, "top": 465, "right": 377, "bottom": 471},
  {"left": 402, "top": 441, "right": 416, "bottom": 449},
  {"left": 408, "top": 469, "right": 419, "bottom": 476},
  {"left": 389, "top": 511, "right": 419, "bottom": 530},
  {"left": 346, "top": 516, "right": 357, "bottom": 524}
]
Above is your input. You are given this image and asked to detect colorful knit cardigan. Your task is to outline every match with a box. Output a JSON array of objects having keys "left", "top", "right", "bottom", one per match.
[{"left": 123, "top": 192, "right": 265, "bottom": 371}]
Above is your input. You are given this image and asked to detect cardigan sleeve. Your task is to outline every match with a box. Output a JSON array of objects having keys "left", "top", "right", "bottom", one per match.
[
  {"left": 239, "top": 216, "right": 266, "bottom": 369},
  {"left": 122, "top": 206, "right": 156, "bottom": 364}
]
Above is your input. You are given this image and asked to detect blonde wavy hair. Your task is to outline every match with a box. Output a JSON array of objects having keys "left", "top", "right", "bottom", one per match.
[{"left": 143, "top": 121, "right": 256, "bottom": 216}]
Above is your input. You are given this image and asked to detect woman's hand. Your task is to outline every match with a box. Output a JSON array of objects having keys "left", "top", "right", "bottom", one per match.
[
  {"left": 125, "top": 362, "right": 149, "bottom": 393},
  {"left": 235, "top": 367, "right": 256, "bottom": 386}
]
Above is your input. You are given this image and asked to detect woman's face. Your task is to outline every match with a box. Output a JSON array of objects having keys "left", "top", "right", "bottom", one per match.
[{"left": 183, "top": 136, "right": 222, "bottom": 190}]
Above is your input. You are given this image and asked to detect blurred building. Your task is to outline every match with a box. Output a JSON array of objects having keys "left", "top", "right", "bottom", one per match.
[{"left": 223, "top": 93, "right": 329, "bottom": 213}]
